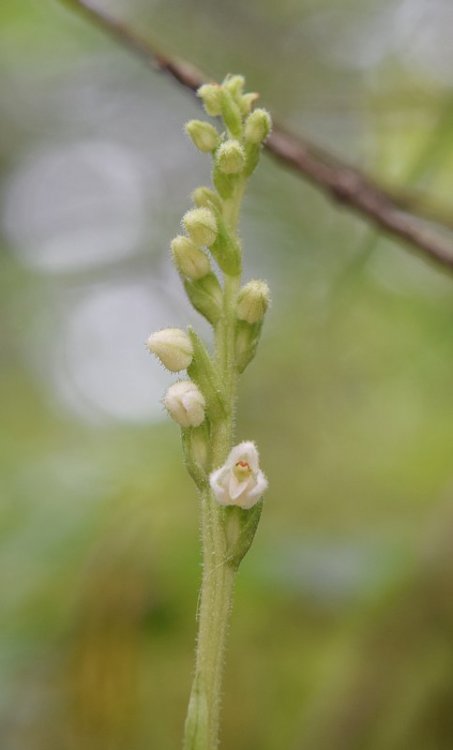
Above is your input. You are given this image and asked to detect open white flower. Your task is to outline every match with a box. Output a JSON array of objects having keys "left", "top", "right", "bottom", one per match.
[{"left": 209, "top": 441, "right": 268, "bottom": 509}]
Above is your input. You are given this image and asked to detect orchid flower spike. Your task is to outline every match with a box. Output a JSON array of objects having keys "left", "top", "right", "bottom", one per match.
[{"left": 209, "top": 441, "right": 268, "bottom": 509}]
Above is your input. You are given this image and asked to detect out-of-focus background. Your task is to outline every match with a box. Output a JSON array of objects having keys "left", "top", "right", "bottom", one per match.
[{"left": 2, "top": 1, "right": 453, "bottom": 748}]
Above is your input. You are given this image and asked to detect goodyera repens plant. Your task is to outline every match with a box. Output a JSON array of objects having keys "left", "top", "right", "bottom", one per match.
[{"left": 147, "top": 74, "right": 271, "bottom": 749}]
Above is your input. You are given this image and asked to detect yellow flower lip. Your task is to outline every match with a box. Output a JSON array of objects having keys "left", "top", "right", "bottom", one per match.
[{"left": 233, "top": 460, "right": 252, "bottom": 480}]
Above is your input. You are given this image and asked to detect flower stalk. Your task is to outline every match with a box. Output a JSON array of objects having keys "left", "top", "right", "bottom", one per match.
[{"left": 147, "top": 74, "right": 271, "bottom": 749}]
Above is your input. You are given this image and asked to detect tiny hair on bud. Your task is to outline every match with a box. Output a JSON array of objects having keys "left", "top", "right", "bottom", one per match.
[
  {"left": 183, "top": 207, "right": 218, "bottom": 247},
  {"left": 216, "top": 140, "right": 246, "bottom": 175}
]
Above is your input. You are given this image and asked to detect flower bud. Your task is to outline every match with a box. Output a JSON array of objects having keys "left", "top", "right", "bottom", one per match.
[
  {"left": 147, "top": 328, "right": 193, "bottom": 372},
  {"left": 223, "top": 74, "right": 245, "bottom": 100},
  {"left": 240, "top": 92, "right": 259, "bottom": 116},
  {"left": 183, "top": 207, "right": 217, "bottom": 247},
  {"left": 185, "top": 119, "right": 220, "bottom": 152},
  {"left": 164, "top": 381, "right": 206, "bottom": 428},
  {"left": 216, "top": 140, "right": 245, "bottom": 175},
  {"left": 244, "top": 108, "right": 272, "bottom": 144},
  {"left": 237, "top": 280, "right": 270, "bottom": 324},
  {"left": 220, "top": 88, "right": 243, "bottom": 138},
  {"left": 191, "top": 186, "right": 222, "bottom": 211},
  {"left": 171, "top": 235, "right": 210, "bottom": 280},
  {"left": 197, "top": 83, "right": 223, "bottom": 116}
]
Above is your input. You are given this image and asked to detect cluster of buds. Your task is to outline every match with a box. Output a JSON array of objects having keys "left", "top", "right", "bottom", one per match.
[
  {"left": 146, "top": 327, "right": 206, "bottom": 427},
  {"left": 147, "top": 74, "right": 271, "bottom": 510}
]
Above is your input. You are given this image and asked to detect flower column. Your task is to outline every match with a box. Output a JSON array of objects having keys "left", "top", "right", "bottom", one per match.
[{"left": 146, "top": 75, "right": 271, "bottom": 750}]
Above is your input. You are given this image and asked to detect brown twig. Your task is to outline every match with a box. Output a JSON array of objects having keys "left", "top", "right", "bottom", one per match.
[{"left": 60, "top": 0, "right": 453, "bottom": 273}]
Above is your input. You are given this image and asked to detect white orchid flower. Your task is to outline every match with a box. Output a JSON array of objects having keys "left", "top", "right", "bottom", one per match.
[
  {"left": 164, "top": 380, "right": 205, "bottom": 428},
  {"left": 209, "top": 441, "right": 268, "bottom": 509}
]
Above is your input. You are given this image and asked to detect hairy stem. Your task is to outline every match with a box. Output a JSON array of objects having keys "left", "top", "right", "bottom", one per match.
[{"left": 183, "top": 182, "right": 244, "bottom": 750}]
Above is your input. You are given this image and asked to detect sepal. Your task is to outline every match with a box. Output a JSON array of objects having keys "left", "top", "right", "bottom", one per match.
[
  {"left": 235, "top": 319, "right": 263, "bottom": 373},
  {"left": 187, "top": 328, "right": 227, "bottom": 420},
  {"left": 192, "top": 186, "right": 223, "bottom": 211},
  {"left": 224, "top": 502, "right": 263, "bottom": 569},
  {"left": 220, "top": 88, "right": 243, "bottom": 139},
  {"left": 209, "top": 211, "right": 242, "bottom": 275},
  {"left": 183, "top": 272, "right": 223, "bottom": 325},
  {"left": 182, "top": 422, "right": 210, "bottom": 489}
]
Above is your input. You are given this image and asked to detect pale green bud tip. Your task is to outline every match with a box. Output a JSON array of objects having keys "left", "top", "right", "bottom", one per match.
[
  {"left": 183, "top": 207, "right": 217, "bottom": 247},
  {"left": 223, "top": 74, "right": 245, "bottom": 99},
  {"left": 164, "top": 380, "right": 206, "bottom": 428},
  {"left": 244, "top": 108, "right": 272, "bottom": 144},
  {"left": 171, "top": 235, "right": 210, "bottom": 280},
  {"left": 197, "top": 83, "right": 223, "bottom": 116},
  {"left": 191, "top": 186, "right": 222, "bottom": 210},
  {"left": 240, "top": 92, "right": 260, "bottom": 115},
  {"left": 216, "top": 140, "right": 246, "bottom": 175},
  {"left": 147, "top": 328, "right": 193, "bottom": 372},
  {"left": 237, "top": 280, "right": 270, "bottom": 324},
  {"left": 185, "top": 119, "right": 220, "bottom": 152}
]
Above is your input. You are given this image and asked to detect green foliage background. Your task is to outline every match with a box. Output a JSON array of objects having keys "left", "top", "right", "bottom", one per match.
[{"left": 2, "top": 1, "right": 453, "bottom": 747}]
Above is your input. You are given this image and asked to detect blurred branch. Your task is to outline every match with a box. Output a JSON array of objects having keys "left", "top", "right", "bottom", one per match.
[
  {"left": 60, "top": 0, "right": 453, "bottom": 274},
  {"left": 383, "top": 185, "right": 453, "bottom": 231}
]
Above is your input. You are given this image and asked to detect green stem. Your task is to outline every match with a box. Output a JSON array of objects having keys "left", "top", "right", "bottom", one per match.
[
  {"left": 183, "top": 491, "right": 235, "bottom": 750},
  {"left": 183, "top": 180, "right": 245, "bottom": 750}
]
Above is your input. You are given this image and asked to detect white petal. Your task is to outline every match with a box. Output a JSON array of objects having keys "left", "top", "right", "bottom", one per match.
[
  {"left": 247, "top": 470, "right": 268, "bottom": 499},
  {"left": 228, "top": 440, "right": 259, "bottom": 471},
  {"left": 209, "top": 466, "right": 230, "bottom": 504},
  {"left": 209, "top": 441, "right": 267, "bottom": 509},
  {"left": 228, "top": 473, "right": 250, "bottom": 501}
]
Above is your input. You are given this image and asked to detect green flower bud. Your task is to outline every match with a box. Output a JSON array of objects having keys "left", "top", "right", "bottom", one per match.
[
  {"left": 171, "top": 235, "right": 211, "bottom": 280},
  {"left": 244, "top": 108, "right": 272, "bottom": 144},
  {"left": 147, "top": 328, "right": 193, "bottom": 372},
  {"left": 164, "top": 380, "right": 206, "bottom": 427},
  {"left": 191, "top": 186, "right": 222, "bottom": 211},
  {"left": 185, "top": 119, "right": 220, "bottom": 152},
  {"left": 223, "top": 74, "right": 245, "bottom": 100},
  {"left": 220, "top": 88, "right": 243, "bottom": 138},
  {"left": 237, "top": 280, "right": 270, "bottom": 324},
  {"left": 197, "top": 83, "right": 223, "bottom": 116},
  {"left": 216, "top": 140, "right": 246, "bottom": 175},
  {"left": 183, "top": 207, "right": 217, "bottom": 247},
  {"left": 240, "top": 92, "right": 259, "bottom": 116}
]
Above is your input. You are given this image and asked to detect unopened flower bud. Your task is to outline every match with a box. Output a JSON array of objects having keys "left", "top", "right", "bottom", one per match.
[
  {"left": 164, "top": 380, "right": 206, "bottom": 428},
  {"left": 191, "top": 186, "right": 222, "bottom": 211},
  {"left": 183, "top": 207, "right": 217, "bottom": 247},
  {"left": 185, "top": 119, "right": 220, "bottom": 152},
  {"left": 197, "top": 83, "right": 223, "bottom": 116},
  {"left": 240, "top": 92, "right": 259, "bottom": 116},
  {"left": 147, "top": 328, "right": 193, "bottom": 372},
  {"left": 171, "top": 235, "right": 210, "bottom": 280},
  {"left": 220, "top": 88, "right": 243, "bottom": 138},
  {"left": 223, "top": 74, "right": 245, "bottom": 100},
  {"left": 237, "top": 280, "right": 270, "bottom": 324},
  {"left": 216, "top": 140, "right": 245, "bottom": 175},
  {"left": 244, "top": 108, "right": 272, "bottom": 144}
]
